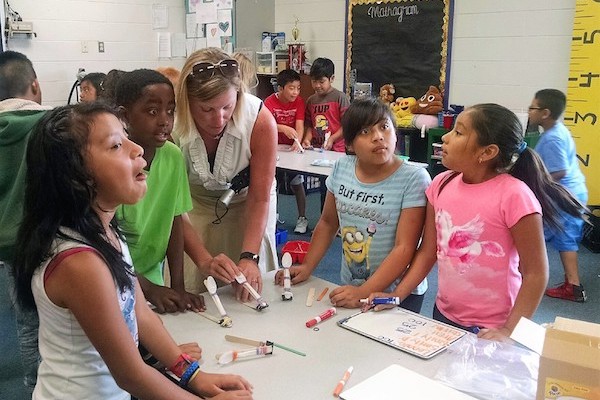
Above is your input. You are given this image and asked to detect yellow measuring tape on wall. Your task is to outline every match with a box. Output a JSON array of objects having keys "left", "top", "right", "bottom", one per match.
[{"left": 565, "top": 0, "right": 600, "bottom": 205}]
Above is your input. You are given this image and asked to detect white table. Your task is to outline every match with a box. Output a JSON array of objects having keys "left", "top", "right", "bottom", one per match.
[
  {"left": 276, "top": 145, "right": 429, "bottom": 209},
  {"left": 276, "top": 145, "right": 345, "bottom": 208},
  {"left": 160, "top": 272, "right": 461, "bottom": 399},
  {"left": 276, "top": 144, "right": 346, "bottom": 177}
]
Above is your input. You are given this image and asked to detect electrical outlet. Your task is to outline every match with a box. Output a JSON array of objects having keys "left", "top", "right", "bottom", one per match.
[
  {"left": 98, "top": 41, "right": 105, "bottom": 53},
  {"left": 81, "top": 41, "right": 88, "bottom": 53}
]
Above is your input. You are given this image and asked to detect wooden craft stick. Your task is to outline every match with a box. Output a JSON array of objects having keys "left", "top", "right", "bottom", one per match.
[
  {"left": 241, "top": 301, "right": 259, "bottom": 310},
  {"left": 195, "top": 310, "right": 221, "bottom": 324},
  {"left": 306, "top": 287, "right": 316, "bottom": 307},
  {"left": 225, "top": 334, "right": 263, "bottom": 347},
  {"left": 317, "top": 287, "right": 329, "bottom": 301},
  {"left": 226, "top": 335, "right": 306, "bottom": 357}
]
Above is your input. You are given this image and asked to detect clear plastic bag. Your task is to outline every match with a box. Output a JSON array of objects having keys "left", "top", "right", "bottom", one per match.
[{"left": 434, "top": 334, "right": 539, "bottom": 400}]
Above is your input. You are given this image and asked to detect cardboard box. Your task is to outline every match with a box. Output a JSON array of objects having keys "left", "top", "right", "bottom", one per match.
[{"left": 536, "top": 317, "right": 600, "bottom": 400}]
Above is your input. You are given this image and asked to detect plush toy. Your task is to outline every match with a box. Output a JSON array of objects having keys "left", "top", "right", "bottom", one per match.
[
  {"left": 379, "top": 84, "right": 395, "bottom": 104},
  {"left": 391, "top": 97, "right": 416, "bottom": 128},
  {"left": 395, "top": 97, "right": 416, "bottom": 118},
  {"left": 411, "top": 86, "right": 443, "bottom": 115},
  {"left": 413, "top": 114, "right": 439, "bottom": 130}
]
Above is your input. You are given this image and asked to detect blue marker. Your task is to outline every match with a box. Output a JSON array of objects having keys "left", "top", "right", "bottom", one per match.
[
  {"left": 372, "top": 297, "right": 401, "bottom": 306},
  {"left": 471, "top": 326, "right": 480, "bottom": 334}
]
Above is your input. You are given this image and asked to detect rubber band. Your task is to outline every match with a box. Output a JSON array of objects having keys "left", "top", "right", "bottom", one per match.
[
  {"left": 179, "top": 361, "right": 200, "bottom": 388},
  {"left": 187, "top": 367, "right": 202, "bottom": 386}
]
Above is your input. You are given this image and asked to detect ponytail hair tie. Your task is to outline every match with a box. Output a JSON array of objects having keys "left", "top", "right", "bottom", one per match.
[{"left": 517, "top": 141, "right": 527, "bottom": 154}]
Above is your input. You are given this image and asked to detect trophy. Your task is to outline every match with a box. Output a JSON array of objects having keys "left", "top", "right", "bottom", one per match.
[{"left": 292, "top": 16, "right": 300, "bottom": 42}]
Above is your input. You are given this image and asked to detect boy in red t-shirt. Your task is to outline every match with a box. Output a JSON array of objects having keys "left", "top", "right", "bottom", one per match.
[
  {"left": 302, "top": 57, "right": 350, "bottom": 152},
  {"left": 264, "top": 69, "right": 309, "bottom": 234}
]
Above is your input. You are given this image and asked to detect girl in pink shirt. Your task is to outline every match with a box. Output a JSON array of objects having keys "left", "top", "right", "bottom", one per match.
[{"left": 368, "top": 104, "right": 585, "bottom": 341}]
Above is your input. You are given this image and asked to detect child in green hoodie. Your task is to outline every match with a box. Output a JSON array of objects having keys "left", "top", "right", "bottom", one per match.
[{"left": 0, "top": 50, "right": 50, "bottom": 397}]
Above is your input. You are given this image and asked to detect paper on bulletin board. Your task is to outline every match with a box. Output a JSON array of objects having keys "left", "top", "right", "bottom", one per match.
[
  {"left": 186, "top": 13, "right": 205, "bottom": 38},
  {"left": 187, "top": 38, "right": 207, "bottom": 55},
  {"left": 216, "top": 0, "right": 233, "bottom": 9},
  {"left": 185, "top": 0, "right": 201, "bottom": 14},
  {"left": 205, "top": 23, "right": 221, "bottom": 48},
  {"left": 157, "top": 32, "right": 171, "bottom": 58},
  {"left": 152, "top": 4, "right": 169, "bottom": 29},
  {"left": 171, "top": 33, "right": 187, "bottom": 58},
  {"left": 196, "top": 2, "right": 218, "bottom": 24},
  {"left": 217, "top": 9, "right": 232, "bottom": 36}
]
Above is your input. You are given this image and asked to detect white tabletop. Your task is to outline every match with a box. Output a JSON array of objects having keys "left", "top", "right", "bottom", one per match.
[
  {"left": 276, "top": 144, "right": 346, "bottom": 177},
  {"left": 160, "top": 272, "right": 462, "bottom": 399},
  {"left": 276, "top": 144, "right": 429, "bottom": 178}
]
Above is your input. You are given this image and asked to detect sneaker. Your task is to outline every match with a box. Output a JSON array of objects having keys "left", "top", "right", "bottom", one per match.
[
  {"left": 545, "top": 282, "right": 587, "bottom": 302},
  {"left": 294, "top": 216, "right": 308, "bottom": 234}
]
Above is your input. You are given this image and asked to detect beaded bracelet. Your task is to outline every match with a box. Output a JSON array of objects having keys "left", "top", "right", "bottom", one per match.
[
  {"left": 169, "top": 353, "right": 194, "bottom": 378},
  {"left": 179, "top": 361, "right": 200, "bottom": 388}
]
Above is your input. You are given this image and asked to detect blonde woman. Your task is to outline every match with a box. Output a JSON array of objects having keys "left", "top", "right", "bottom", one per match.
[
  {"left": 232, "top": 52, "right": 259, "bottom": 94},
  {"left": 173, "top": 48, "right": 278, "bottom": 302}
]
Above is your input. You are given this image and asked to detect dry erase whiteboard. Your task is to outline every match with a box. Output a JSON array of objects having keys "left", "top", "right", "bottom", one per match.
[{"left": 337, "top": 307, "right": 465, "bottom": 359}]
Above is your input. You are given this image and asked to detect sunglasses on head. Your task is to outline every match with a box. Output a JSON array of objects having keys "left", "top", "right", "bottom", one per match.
[{"left": 189, "top": 59, "right": 240, "bottom": 81}]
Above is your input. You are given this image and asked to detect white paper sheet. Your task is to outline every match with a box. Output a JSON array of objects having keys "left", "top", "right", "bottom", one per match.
[
  {"left": 152, "top": 4, "right": 169, "bottom": 29},
  {"left": 157, "top": 32, "right": 171, "bottom": 58},
  {"left": 205, "top": 22, "right": 221, "bottom": 48},
  {"left": 186, "top": 38, "right": 207, "bottom": 55},
  {"left": 216, "top": 0, "right": 233, "bottom": 9},
  {"left": 186, "top": 13, "right": 205, "bottom": 38},
  {"left": 217, "top": 9, "right": 232, "bottom": 36},
  {"left": 510, "top": 316, "right": 546, "bottom": 355},
  {"left": 186, "top": 0, "right": 201, "bottom": 13},
  {"left": 171, "top": 33, "right": 187, "bottom": 58},
  {"left": 340, "top": 365, "right": 477, "bottom": 400},
  {"left": 196, "top": 2, "right": 218, "bottom": 24}
]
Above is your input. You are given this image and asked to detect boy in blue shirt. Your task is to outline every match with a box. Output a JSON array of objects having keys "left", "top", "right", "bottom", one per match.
[{"left": 529, "top": 89, "right": 588, "bottom": 302}]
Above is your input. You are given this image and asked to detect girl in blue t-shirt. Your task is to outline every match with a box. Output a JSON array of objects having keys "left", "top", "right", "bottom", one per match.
[{"left": 276, "top": 98, "right": 431, "bottom": 311}]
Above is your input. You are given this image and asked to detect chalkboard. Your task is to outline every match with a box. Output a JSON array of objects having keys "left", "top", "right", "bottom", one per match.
[{"left": 345, "top": 0, "right": 453, "bottom": 105}]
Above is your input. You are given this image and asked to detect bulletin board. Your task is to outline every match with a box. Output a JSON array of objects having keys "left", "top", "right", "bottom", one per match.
[
  {"left": 184, "top": 0, "right": 235, "bottom": 54},
  {"left": 345, "top": 0, "right": 453, "bottom": 105}
]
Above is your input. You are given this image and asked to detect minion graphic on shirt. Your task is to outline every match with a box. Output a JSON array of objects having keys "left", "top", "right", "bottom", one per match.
[
  {"left": 342, "top": 223, "right": 377, "bottom": 283},
  {"left": 315, "top": 114, "right": 330, "bottom": 140}
]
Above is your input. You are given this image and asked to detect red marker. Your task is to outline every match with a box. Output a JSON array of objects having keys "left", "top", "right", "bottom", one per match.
[{"left": 306, "top": 307, "right": 337, "bottom": 328}]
